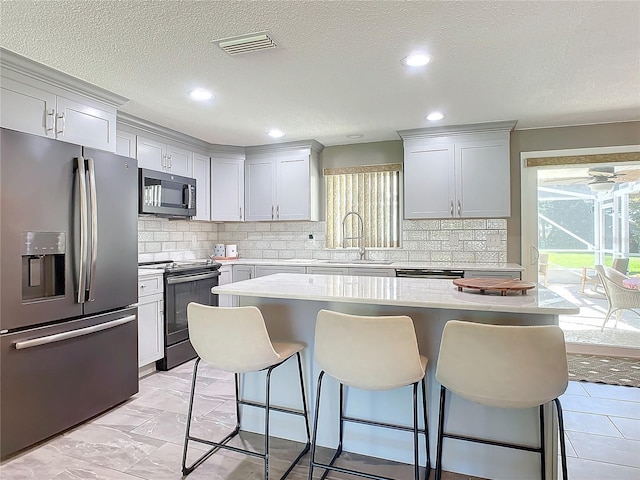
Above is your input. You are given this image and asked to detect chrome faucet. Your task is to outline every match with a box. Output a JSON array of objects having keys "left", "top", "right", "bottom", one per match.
[{"left": 342, "top": 211, "right": 366, "bottom": 260}]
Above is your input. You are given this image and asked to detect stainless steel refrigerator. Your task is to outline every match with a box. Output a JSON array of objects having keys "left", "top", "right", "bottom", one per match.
[{"left": 0, "top": 128, "right": 139, "bottom": 458}]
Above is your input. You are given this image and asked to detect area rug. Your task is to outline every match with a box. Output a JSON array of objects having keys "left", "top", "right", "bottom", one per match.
[{"left": 567, "top": 353, "right": 640, "bottom": 387}]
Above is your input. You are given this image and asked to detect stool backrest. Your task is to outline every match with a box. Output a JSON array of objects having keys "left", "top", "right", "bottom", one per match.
[
  {"left": 436, "top": 320, "right": 568, "bottom": 409},
  {"left": 315, "top": 309, "right": 425, "bottom": 390},
  {"left": 187, "top": 303, "right": 281, "bottom": 373}
]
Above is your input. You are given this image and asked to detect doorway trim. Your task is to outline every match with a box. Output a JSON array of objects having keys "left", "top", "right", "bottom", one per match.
[
  {"left": 520, "top": 145, "right": 640, "bottom": 282},
  {"left": 521, "top": 145, "right": 640, "bottom": 357}
]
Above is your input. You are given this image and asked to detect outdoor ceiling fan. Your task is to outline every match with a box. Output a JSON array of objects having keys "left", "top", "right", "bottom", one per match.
[
  {"left": 543, "top": 166, "right": 640, "bottom": 192},
  {"left": 586, "top": 168, "right": 618, "bottom": 192}
]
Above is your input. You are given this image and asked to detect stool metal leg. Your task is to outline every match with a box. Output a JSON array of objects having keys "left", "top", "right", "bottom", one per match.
[
  {"left": 184, "top": 355, "right": 309, "bottom": 479},
  {"left": 421, "top": 376, "right": 431, "bottom": 475},
  {"left": 554, "top": 398, "right": 569, "bottom": 480},
  {"left": 539, "top": 404, "right": 546, "bottom": 480},
  {"left": 435, "top": 386, "right": 446, "bottom": 480},
  {"left": 182, "top": 357, "right": 201, "bottom": 475},
  {"left": 310, "top": 372, "right": 430, "bottom": 480},
  {"left": 413, "top": 382, "right": 420, "bottom": 480},
  {"left": 308, "top": 370, "right": 326, "bottom": 480},
  {"left": 182, "top": 358, "right": 242, "bottom": 475}
]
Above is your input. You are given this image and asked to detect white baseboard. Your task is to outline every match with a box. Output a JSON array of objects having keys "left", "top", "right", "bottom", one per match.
[{"left": 138, "top": 363, "right": 156, "bottom": 378}]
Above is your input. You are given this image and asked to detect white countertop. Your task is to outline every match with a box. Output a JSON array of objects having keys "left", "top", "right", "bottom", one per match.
[
  {"left": 138, "top": 268, "right": 163, "bottom": 277},
  {"left": 214, "top": 258, "right": 524, "bottom": 271},
  {"left": 212, "top": 273, "right": 579, "bottom": 315}
]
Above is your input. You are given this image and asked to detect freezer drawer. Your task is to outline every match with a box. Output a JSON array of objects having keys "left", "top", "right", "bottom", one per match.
[{"left": 0, "top": 307, "right": 138, "bottom": 458}]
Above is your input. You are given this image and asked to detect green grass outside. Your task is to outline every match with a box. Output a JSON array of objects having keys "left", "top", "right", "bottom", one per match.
[{"left": 545, "top": 252, "right": 640, "bottom": 274}]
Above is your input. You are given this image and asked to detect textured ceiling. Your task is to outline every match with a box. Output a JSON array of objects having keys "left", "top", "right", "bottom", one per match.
[{"left": 1, "top": 1, "right": 639, "bottom": 147}]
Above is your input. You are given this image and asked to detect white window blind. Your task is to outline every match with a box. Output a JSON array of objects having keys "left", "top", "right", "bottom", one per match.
[{"left": 325, "top": 164, "right": 401, "bottom": 248}]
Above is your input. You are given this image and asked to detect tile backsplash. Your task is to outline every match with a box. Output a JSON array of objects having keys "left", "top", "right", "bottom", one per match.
[{"left": 138, "top": 217, "right": 507, "bottom": 263}]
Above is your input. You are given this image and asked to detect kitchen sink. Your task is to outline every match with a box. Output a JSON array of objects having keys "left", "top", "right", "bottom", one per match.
[{"left": 325, "top": 259, "right": 395, "bottom": 265}]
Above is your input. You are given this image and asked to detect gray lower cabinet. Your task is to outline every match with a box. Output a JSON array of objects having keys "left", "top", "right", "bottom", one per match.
[
  {"left": 468, "top": 270, "right": 521, "bottom": 279},
  {"left": 254, "top": 265, "right": 306, "bottom": 277},
  {"left": 218, "top": 266, "right": 234, "bottom": 307},
  {"left": 307, "top": 266, "right": 350, "bottom": 275},
  {"left": 348, "top": 267, "right": 396, "bottom": 277}
]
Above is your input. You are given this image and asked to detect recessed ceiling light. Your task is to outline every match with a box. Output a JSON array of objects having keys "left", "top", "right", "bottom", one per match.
[
  {"left": 268, "top": 129, "right": 284, "bottom": 138},
  {"left": 401, "top": 53, "right": 432, "bottom": 67},
  {"left": 426, "top": 112, "right": 444, "bottom": 121},
  {"left": 347, "top": 134, "right": 363, "bottom": 139},
  {"left": 189, "top": 88, "right": 213, "bottom": 101}
]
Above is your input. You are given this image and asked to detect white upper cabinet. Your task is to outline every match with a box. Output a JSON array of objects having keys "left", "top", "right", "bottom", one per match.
[
  {"left": 455, "top": 139, "right": 511, "bottom": 217},
  {"left": 244, "top": 142, "right": 323, "bottom": 222},
  {"left": 245, "top": 154, "right": 278, "bottom": 221},
  {"left": 400, "top": 122, "right": 515, "bottom": 219},
  {"left": 276, "top": 150, "right": 312, "bottom": 221},
  {"left": 115, "top": 130, "right": 137, "bottom": 158},
  {"left": 0, "top": 77, "right": 56, "bottom": 138},
  {"left": 0, "top": 49, "right": 125, "bottom": 152},
  {"left": 137, "top": 136, "right": 192, "bottom": 177},
  {"left": 211, "top": 154, "right": 245, "bottom": 222},
  {"left": 404, "top": 144, "right": 456, "bottom": 218},
  {"left": 192, "top": 153, "right": 211, "bottom": 221}
]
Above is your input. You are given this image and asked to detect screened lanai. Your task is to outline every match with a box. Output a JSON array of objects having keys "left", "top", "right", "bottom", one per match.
[{"left": 537, "top": 164, "right": 640, "bottom": 351}]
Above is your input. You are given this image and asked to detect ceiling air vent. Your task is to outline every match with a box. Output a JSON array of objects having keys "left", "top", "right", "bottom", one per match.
[{"left": 213, "top": 32, "right": 278, "bottom": 56}]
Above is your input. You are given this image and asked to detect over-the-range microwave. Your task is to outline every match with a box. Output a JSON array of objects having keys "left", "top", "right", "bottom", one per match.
[{"left": 138, "top": 168, "right": 196, "bottom": 218}]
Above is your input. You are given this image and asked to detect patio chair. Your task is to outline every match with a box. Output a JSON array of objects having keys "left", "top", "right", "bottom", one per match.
[
  {"left": 594, "top": 265, "right": 640, "bottom": 330},
  {"left": 538, "top": 253, "right": 549, "bottom": 286},
  {"left": 580, "top": 257, "right": 629, "bottom": 293}
]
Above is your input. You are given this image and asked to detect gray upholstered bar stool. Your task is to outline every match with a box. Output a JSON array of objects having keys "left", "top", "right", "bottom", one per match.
[
  {"left": 435, "top": 320, "right": 569, "bottom": 480},
  {"left": 309, "top": 309, "right": 431, "bottom": 480},
  {"left": 182, "top": 303, "right": 311, "bottom": 479}
]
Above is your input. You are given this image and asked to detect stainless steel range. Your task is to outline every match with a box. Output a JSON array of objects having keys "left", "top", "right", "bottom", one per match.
[{"left": 140, "top": 259, "right": 221, "bottom": 370}]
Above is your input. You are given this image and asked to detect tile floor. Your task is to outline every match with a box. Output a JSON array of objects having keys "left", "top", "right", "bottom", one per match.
[{"left": 1, "top": 361, "right": 639, "bottom": 480}]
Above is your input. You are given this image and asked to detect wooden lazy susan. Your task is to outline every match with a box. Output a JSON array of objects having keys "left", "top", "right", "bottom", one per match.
[{"left": 453, "top": 277, "right": 536, "bottom": 296}]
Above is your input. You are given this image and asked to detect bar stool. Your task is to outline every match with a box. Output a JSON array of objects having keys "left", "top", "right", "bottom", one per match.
[
  {"left": 308, "top": 309, "right": 431, "bottom": 480},
  {"left": 182, "top": 304, "right": 311, "bottom": 479},
  {"left": 435, "top": 320, "right": 569, "bottom": 480}
]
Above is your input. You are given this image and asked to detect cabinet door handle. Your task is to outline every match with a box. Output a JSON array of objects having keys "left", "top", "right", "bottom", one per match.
[
  {"left": 450, "top": 200, "right": 454, "bottom": 217},
  {"left": 271, "top": 205, "right": 274, "bottom": 220},
  {"left": 168, "top": 154, "right": 172, "bottom": 169},
  {"left": 45, "top": 109, "right": 55, "bottom": 132},
  {"left": 161, "top": 154, "right": 166, "bottom": 169},
  {"left": 276, "top": 205, "right": 280, "bottom": 219},
  {"left": 239, "top": 206, "right": 243, "bottom": 220},
  {"left": 457, "top": 200, "right": 461, "bottom": 216},
  {"left": 56, "top": 112, "right": 65, "bottom": 135}
]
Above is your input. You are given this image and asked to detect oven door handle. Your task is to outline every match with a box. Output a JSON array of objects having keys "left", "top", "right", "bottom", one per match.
[{"left": 166, "top": 272, "right": 221, "bottom": 285}]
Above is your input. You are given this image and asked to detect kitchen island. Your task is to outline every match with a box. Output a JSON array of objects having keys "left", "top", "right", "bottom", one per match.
[{"left": 212, "top": 273, "right": 578, "bottom": 480}]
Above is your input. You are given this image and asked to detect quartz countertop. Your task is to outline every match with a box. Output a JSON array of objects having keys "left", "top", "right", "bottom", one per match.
[
  {"left": 213, "top": 257, "right": 524, "bottom": 271},
  {"left": 138, "top": 268, "right": 163, "bottom": 277},
  {"left": 212, "top": 273, "right": 578, "bottom": 315}
]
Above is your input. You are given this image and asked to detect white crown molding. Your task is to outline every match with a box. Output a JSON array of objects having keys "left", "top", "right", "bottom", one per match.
[
  {"left": 246, "top": 139, "right": 325, "bottom": 155},
  {"left": 117, "top": 112, "right": 213, "bottom": 152},
  {"left": 397, "top": 120, "right": 517, "bottom": 140},
  {"left": 0, "top": 48, "right": 129, "bottom": 108}
]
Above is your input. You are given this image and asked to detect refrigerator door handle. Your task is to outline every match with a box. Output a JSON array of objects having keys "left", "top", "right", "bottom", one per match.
[
  {"left": 13, "top": 315, "right": 136, "bottom": 350},
  {"left": 76, "top": 157, "right": 88, "bottom": 304},
  {"left": 86, "top": 158, "right": 98, "bottom": 302}
]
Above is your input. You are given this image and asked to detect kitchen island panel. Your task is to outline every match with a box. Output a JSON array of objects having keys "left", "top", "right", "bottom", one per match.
[{"left": 231, "top": 294, "right": 561, "bottom": 480}]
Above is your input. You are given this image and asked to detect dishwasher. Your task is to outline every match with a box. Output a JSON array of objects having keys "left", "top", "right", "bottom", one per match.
[{"left": 395, "top": 269, "right": 464, "bottom": 279}]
